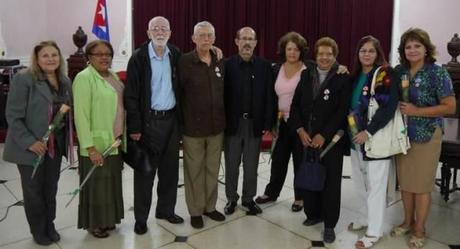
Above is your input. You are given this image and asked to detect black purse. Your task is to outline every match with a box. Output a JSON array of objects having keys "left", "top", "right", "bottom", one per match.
[
  {"left": 122, "top": 139, "right": 154, "bottom": 175},
  {"left": 294, "top": 147, "right": 326, "bottom": 191}
]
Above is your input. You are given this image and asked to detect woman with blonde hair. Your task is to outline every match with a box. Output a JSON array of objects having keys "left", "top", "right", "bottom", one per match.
[{"left": 3, "top": 40, "right": 73, "bottom": 245}]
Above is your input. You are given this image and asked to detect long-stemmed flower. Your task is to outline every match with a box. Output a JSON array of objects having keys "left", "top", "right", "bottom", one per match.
[
  {"left": 401, "top": 74, "right": 410, "bottom": 131},
  {"left": 64, "top": 138, "right": 122, "bottom": 208},
  {"left": 31, "top": 104, "right": 71, "bottom": 179},
  {"left": 269, "top": 112, "right": 283, "bottom": 163}
]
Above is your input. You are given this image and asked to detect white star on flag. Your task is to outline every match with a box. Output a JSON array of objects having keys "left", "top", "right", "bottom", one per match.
[{"left": 98, "top": 4, "right": 107, "bottom": 32}]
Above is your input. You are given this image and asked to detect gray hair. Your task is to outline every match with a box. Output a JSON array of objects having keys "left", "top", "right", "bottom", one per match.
[
  {"left": 193, "top": 21, "right": 215, "bottom": 35},
  {"left": 148, "top": 16, "right": 170, "bottom": 29}
]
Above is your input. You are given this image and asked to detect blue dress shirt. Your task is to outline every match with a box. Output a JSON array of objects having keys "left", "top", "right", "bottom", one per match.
[{"left": 148, "top": 41, "right": 176, "bottom": 110}]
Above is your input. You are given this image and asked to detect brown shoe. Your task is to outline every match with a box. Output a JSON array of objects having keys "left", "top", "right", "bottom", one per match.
[{"left": 89, "top": 228, "right": 109, "bottom": 238}]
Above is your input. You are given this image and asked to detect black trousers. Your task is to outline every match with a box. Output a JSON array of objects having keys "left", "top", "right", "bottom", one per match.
[
  {"left": 263, "top": 120, "right": 303, "bottom": 200},
  {"left": 134, "top": 112, "right": 180, "bottom": 222},
  {"left": 301, "top": 144, "right": 344, "bottom": 229},
  {"left": 18, "top": 153, "right": 62, "bottom": 237}
]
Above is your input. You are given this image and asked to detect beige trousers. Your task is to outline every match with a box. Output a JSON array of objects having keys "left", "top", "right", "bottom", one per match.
[{"left": 183, "top": 132, "right": 224, "bottom": 216}]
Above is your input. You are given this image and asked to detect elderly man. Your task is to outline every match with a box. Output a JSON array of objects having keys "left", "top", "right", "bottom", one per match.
[
  {"left": 124, "top": 16, "right": 184, "bottom": 235},
  {"left": 179, "top": 21, "right": 226, "bottom": 229},
  {"left": 223, "top": 27, "right": 274, "bottom": 215}
]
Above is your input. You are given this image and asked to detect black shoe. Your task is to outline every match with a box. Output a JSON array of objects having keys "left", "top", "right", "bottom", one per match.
[
  {"left": 134, "top": 221, "right": 148, "bottom": 235},
  {"left": 242, "top": 201, "right": 262, "bottom": 215},
  {"left": 33, "top": 234, "right": 53, "bottom": 246},
  {"left": 203, "top": 210, "right": 226, "bottom": 221},
  {"left": 190, "top": 216, "right": 204, "bottom": 229},
  {"left": 255, "top": 195, "right": 277, "bottom": 204},
  {"left": 303, "top": 218, "right": 323, "bottom": 226},
  {"left": 224, "top": 201, "right": 237, "bottom": 215},
  {"left": 47, "top": 223, "right": 60, "bottom": 242},
  {"left": 156, "top": 213, "right": 184, "bottom": 224},
  {"left": 323, "top": 228, "right": 336, "bottom": 243},
  {"left": 48, "top": 229, "right": 60, "bottom": 242}
]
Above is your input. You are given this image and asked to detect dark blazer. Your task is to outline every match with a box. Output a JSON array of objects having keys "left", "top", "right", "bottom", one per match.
[
  {"left": 224, "top": 55, "right": 274, "bottom": 136},
  {"left": 124, "top": 42, "right": 182, "bottom": 135},
  {"left": 289, "top": 65, "right": 352, "bottom": 148},
  {"left": 3, "top": 70, "right": 72, "bottom": 165},
  {"left": 351, "top": 66, "right": 399, "bottom": 135}
]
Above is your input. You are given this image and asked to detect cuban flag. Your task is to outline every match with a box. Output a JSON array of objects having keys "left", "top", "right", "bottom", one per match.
[{"left": 92, "top": 0, "right": 110, "bottom": 41}]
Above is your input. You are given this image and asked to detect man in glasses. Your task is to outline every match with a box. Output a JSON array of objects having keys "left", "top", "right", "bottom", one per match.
[
  {"left": 178, "top": 21, "right": 226, "bottom": 229},
  {"left": 124, "top": 16, "right": 184, "bottom": 235},
  {"left": 223, "top": 27, "right": 274, "bottom": 216}
]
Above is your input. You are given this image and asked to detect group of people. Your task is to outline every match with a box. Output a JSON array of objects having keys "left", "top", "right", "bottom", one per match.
[{"left": 2, "top": 14, "right": 456, "bottom": 249}]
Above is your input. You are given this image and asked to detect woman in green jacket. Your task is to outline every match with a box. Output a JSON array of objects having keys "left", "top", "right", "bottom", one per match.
[{"left": 73, "top": 40, "right": 126, "bottom": 238}]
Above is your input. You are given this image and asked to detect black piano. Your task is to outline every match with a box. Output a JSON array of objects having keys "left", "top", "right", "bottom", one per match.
[{"left": 438, "top": 118, "right": 460, "bottom": 201}]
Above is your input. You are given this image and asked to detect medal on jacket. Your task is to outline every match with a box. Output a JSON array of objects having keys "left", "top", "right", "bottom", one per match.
[
  {"left": 215, "top": 67, "right": 221, "bottom": 78},
  {"left": 363, "top": 86, "right": 369, "bottom": 96},
  {"left": 323, "top": 89, "right": 330, "bottom": 100}
]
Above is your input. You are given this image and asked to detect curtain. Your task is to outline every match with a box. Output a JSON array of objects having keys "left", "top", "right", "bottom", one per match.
[{"left": 133, "top": 0, "right": 393, "bottom": 67}]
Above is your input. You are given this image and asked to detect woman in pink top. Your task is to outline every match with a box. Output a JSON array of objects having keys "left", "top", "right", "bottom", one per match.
[{"left": 255, "top": 32, "right": 308, "bottom": 212}]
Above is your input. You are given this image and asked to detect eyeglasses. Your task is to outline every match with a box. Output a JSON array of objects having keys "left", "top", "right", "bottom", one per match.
[
  {"left": 238, "top": 37, "right": 256, "bottom": 42},
  {"left": 89, "top": 53, "right": 113, "bottom": 58},
  {"left": 196, "top": 33, "right": 215, "bottom": 39},
  {"left": 150, "top": 26, "right": 170, "bottom": 33},
  {"left": 359, "top": 49, "right": 377, "bottom": 54}
]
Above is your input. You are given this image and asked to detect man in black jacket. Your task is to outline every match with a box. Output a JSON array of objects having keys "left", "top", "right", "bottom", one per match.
[
  {"left": 223, "top": 27, "right": 274, "bottom": 215},
  {"left": 124, "top": 16, "right": 184, "bottom": 235}
]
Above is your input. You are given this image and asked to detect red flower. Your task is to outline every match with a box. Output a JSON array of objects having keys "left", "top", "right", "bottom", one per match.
[{"left": 383, "top": 75, "right": 391, "bottom": 87}]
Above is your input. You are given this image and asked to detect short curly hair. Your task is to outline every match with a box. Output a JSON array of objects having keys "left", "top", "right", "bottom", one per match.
[
  {"left": 314, "top": 37, "right": 339, "bottom": 58},
  {"left": 277, "top": 32, "right": 309, "bottom": 62},
  {"left": 398, "top": 28, "right": 436, "bottom": 68}
]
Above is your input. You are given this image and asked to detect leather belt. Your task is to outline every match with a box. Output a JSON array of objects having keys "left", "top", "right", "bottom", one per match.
[{"left": 150, "top": 107, "right": 175, "bottom": 116}]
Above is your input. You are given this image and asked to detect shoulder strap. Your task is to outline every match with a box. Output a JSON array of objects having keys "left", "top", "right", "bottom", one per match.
[{"left": 370, "top": 66, "right": 382, "bottom": 96}]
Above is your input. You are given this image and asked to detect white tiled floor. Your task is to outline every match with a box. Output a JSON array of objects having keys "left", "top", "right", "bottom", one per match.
[{"left": 1, "top": 148, "right": 459, "bottom": 249}]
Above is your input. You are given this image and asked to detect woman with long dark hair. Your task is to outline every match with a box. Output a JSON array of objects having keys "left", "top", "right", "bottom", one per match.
[{"left": 348, "top": 36, "right": 399, "bottom": 248}]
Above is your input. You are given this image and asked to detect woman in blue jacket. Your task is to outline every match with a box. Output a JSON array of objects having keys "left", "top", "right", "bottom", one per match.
[{"left": 347, "top": 36, "right": 398, "bottom": 248}]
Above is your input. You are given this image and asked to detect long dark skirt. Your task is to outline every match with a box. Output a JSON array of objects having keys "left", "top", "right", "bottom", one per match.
[{"left": 77, "top": 154, "right": 124, "bottom": 229}]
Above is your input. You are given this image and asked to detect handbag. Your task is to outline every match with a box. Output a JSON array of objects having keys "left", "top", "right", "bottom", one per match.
[
  {"left": 294, "top": 148, "right": 326, "bottom": 191},
  {"left": 364, "top": 66, "right": 411, "bottom": 159},
  {"left": 122, "top": 139, "right": 154, "bottom": 175}
]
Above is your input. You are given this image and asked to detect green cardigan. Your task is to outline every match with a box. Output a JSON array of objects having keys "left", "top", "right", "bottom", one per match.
[{"left": 73, "top": 65, "right": 126, "bottom": 156}]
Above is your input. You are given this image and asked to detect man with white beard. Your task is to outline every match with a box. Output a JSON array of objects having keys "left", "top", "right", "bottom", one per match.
[{"left": 124, "top": 16, "right": 184, "bottom": 235}]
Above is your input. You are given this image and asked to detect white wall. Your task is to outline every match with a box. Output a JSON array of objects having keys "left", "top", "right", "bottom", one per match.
[
  {"left": 391, "top": 0, "right": 460, "bottom": 66},
  {"left": 0, "top": 0, "right": 131, "bottom": 71},
  {"left": 0, "top": 0, "right": 48, "bottom": 59}
]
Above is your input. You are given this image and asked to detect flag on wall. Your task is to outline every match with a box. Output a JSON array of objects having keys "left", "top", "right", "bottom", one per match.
[{"left": 92, "top": 0, "right": 110, "bottom": 41}]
